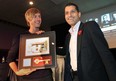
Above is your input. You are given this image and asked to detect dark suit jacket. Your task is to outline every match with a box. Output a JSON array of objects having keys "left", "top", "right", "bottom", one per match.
[{"left": 64, "top": 21, "right": 116, "bottom": 81}]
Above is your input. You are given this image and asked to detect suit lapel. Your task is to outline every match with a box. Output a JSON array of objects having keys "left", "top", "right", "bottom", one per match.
[
  {"left": 77, "top": 23, "right": 84, "bottom": 57},
  {"left": 67, "top": 33, "right": 71, "bottom": 51}
]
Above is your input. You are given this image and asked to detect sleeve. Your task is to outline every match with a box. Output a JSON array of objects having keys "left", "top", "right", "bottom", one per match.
[
  {"left": 6, "top": 34, "right": 20, "bottom": 63},
  {"left": 86, "top": 21, "right": 116, "bottom": 81},
  {"left": 64, "top": 34, "right": 73, "bottom": 81}
]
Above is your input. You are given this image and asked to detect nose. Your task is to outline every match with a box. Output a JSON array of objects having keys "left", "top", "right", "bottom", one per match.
[
  {"left": 36, "top": 17, "right": 41, "bottom": 21},
  {"left": 67, "top": 12, "right": 72, "bottom": 17}
]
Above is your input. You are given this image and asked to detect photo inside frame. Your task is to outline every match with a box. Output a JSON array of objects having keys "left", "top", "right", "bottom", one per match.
[{"left": 18, "top": 31, "right": 56, "bottom": 70}]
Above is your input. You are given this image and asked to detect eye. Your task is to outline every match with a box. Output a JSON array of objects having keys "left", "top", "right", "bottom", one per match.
[
  {"left": 38, "top": 15, "right": 41, "bottom": 18},
  {"left": 65, "top": 11, "right": 68, "bottom": 15},
  {"left": 71, "top": 10, "right": 76, "bottom": 13}
]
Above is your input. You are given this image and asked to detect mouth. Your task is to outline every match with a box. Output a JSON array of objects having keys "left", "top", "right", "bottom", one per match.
[
  {"left": 67, "top": 17, "right": 74, "bottom": 21},
  {"left": 67, "top": 19, "right": 74, "bottom": 22},
  {"left": 36, "top": 22, "right": 41, "bottom": 25}
]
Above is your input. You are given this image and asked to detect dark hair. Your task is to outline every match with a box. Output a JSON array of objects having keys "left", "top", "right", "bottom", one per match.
[{"left": 65, "top": 2, "right": 79, "bottom": 12}]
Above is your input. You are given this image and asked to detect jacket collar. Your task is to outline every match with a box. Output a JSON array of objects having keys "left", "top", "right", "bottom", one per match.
[{"left": 77, "top": 22, "right": 84, "bottom": 57}]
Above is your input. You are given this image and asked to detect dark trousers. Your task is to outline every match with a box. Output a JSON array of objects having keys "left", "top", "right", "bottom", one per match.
[
  {"left": 18, "top": 75, "right": 53, "bottom": 81},
  {"left": 73, "top": 75, "right": 79, "bottom": 81},
  {"left": 72, "top": 71, "right": 79, "bottom": 81}
]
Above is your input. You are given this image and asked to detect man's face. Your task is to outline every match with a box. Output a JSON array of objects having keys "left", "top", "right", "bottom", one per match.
[
  {"left": 65, "top": 5, "right": 81, "bottom": 27},
  {"left": 29, "top": 13, "right": 42, "bottom": 28}
]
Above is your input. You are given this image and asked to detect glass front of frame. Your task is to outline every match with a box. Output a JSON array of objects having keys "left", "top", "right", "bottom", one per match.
[{"left": 18, "top": 31, "right": 56, "bottom": 70}]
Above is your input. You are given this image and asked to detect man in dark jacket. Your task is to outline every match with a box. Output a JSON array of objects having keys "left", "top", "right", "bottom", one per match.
[{"left": 64, "top": 2, "right": 116, "bottom": 81}]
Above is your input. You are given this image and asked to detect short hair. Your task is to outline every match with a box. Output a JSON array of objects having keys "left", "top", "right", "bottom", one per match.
[
  {"left": 65, "top": 2, "right": 80, "bottom": 12},
  {"left": 25, "top": 8, "right": 41, "bottom": 26}
]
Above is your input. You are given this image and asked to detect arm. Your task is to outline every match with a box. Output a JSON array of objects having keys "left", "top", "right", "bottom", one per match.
[
  {"left": 86, "top": 21, "right": 116, "bottom": 81},
  {"left": 7, "top": 34, "right": 36, "bottom": 76},
  {"left": 9, "top": 62, "right": 18, "bottom": 74},
  {"left": 9, "top": 62, "right": 36, "bottom": 76}
]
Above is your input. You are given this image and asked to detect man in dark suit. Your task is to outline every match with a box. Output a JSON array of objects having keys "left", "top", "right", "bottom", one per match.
[{"left": 64, "top": 2, "right": 116, "bottom": 81}]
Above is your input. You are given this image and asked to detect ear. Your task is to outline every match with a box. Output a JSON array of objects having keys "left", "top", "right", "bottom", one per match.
[
  {"left": 27, "top": 17, "right": 32, "bottom": 22},
  {"left": 26, "top": 17, "right": 32, "bottom": 26},
  {"left": 79, "top": 12, "right": 81, "bottom": 18}
]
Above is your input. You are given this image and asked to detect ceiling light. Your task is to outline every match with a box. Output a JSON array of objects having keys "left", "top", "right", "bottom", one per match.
[{"left": 29, "top": 1, "right": 34, "bottom": 5}]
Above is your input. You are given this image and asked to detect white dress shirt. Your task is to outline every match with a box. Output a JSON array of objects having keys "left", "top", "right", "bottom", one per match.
[{"left": 69, "top": 21, "right": 81, "bottom": 71}]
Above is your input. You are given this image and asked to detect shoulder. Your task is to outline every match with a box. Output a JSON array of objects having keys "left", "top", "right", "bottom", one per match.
[
  {"left": 13, "top": 31, "right": 30, "bottom": 41},
  {"left": 83, "top": 21, "right": 104, "bottom": 37},
  {"left": 84, "top": 21, "right": 99, "bottom": 27},
  {"left": 19, "top": 31, "right": 30, "bottom": 35},
  {"left": 83, "top": 21, "right": 101, "bottom": 31}
]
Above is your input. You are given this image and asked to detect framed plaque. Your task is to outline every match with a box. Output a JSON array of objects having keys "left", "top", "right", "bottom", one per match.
[{"left": 18, "top": 31, "right": 56, "bottom": 70}]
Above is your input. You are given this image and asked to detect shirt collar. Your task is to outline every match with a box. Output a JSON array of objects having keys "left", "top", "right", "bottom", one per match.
[{"left": 69, "top": 21, "right": 81, "bottom": 34}]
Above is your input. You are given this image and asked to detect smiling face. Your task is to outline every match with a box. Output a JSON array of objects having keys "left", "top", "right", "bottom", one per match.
[
  {"left": 29, "top": 13, "right": 42, "bottom": 28},
  {"left": 65, "top": 5, "right": 81, "bottom": 27},
  {"left": 25, "top": 8, "right": 42, "bottom": 29}
]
